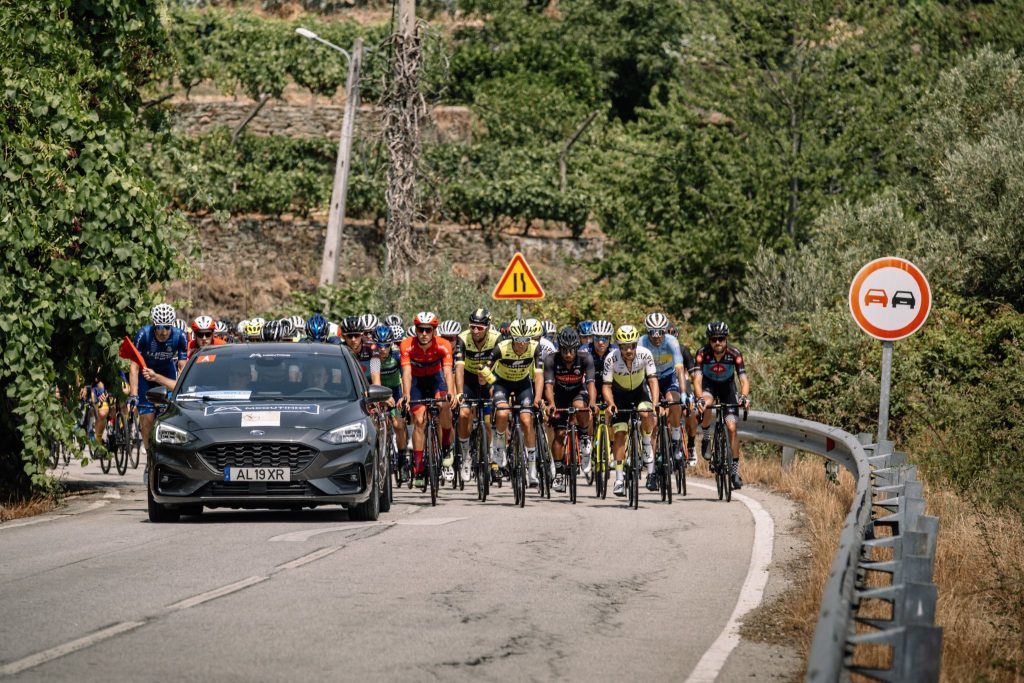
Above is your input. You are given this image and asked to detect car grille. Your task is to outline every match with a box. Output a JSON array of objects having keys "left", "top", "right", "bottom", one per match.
[
  {"left": 199, "top": 442, "right": 319, "bottom": 473},
  {"left": 206, "top": 481, "right": 314, "bottom": 497}
]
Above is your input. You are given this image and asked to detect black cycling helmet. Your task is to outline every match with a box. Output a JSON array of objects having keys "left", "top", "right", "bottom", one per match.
[
  {"left": 557, "top": 326, "right": 580, "bottom": 351},
  {"left": 261, "top": 320, "right": 282, "bottom": 341},
  {"left": 706, "top": 321, "right": 729, "bottom": 338},
  {"left": 469, "top": 307, "right": 491, "bottom": 326},
  {"left": 340, "top": 315, "right": 362, "bottom": 335},
  {"left": 499, "top": 320, "right": 511, "bottom": 336}
]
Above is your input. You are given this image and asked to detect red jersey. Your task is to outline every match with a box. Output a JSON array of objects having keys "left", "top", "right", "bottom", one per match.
[
  {"left": 399, "top": 336, "right": 453, "bottom": 377},
  {"left": 187, "top": 337, "right": 227, "bottom": 358}
]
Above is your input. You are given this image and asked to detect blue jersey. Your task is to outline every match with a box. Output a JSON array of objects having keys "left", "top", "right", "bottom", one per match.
[
  {"left": 640, "top": 334, "right": 686, "bottom": 379},
  {"left": 133, "top": 325, "right": 188, "bottom": 377}
]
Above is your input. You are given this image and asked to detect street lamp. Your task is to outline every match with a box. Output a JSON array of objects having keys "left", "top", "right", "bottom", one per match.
[{"left": 295, "top": 27, "right": 363, "bottom": 289}]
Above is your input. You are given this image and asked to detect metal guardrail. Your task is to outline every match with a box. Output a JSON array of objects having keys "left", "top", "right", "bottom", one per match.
[{"left": 736, "top": 411, "right": 942, "bottom": 682}]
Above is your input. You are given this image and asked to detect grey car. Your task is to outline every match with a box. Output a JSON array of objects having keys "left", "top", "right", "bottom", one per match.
[{"left": 145, "top": 343, "right": 392, "bottom": 522}]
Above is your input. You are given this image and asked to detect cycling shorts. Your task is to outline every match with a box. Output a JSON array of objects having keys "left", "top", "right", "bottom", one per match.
[
  {"left": 550, "top": 388, "right": 589, "bottom": 429},
  {"left": 702, "top": 382, "right": 739, "bottom": 421},
  {"left": 611, "top": 386, "right": 652, "bottom": 433},
  {"left": 657, "top": 373, "right": 680, "bottom": 397},
  {"left": 137, "top": 377, "right": 158, "bottom": 416},
  {"left": 409, "top": 372, "right": 447, "bottom": 412},
  {"left": 462, "top": 377, "right": 493, "bottom": 415},
  {"left": 492, "top": 379, "right": 534, "bottom": 409}
]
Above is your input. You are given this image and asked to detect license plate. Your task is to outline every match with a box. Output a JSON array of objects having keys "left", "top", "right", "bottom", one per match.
[{"left": 224, "top": 467, "right": 290, "bottom": 482}]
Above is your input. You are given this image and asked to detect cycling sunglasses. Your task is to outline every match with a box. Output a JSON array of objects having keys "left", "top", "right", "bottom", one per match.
[
  {"left": 593, "top": 335, "right": 611, "bottom": 343},
  {"left": 710, "top": 336, "right": 727, "bottom": 343},
  {"left": 416, "top": 326, "right": 434, "bottom": 334},
  {"left": 154, "top": 325, "right": 172, "bottom": 332},
  {"left": 196, "top": 332, "right": 213, "bottom": 338},
  {"left": 511, "top": 336, "right": 531, "bottom": 343},
  {"left": 344, "top": 333, "right": 363, "bottom": 339},
  {"left": 618, "top": 343, "right": 637, "bottom": 351},
  {"left": 469, "top": 324, "right": 488, "bottom": 332}
]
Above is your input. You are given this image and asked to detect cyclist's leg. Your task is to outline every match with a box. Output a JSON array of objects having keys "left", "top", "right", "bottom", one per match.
[
  {"left": 516, "top": 383, "right": 538, "bottom": 485},
  {"left": 408, "top": 377, "right": 432, "bottom": 482},
  {"left": 639, "top": 401, "right": 658, "bottom": 488},
  {"left": 699, "top": 390, "right": 715, "bottom": 459},
  {"left": 95, "top": 402, "right": 109, "bottom": 442},
  {"left": 491, "top": 383, "right": 511, "bottom": 467}
]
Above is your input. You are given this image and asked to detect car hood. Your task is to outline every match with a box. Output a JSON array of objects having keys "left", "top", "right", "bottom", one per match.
[{"left": 170, "top": 399, "right": 367, "bottom": 434}]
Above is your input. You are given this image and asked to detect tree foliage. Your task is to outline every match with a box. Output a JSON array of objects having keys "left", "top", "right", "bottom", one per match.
[{"left": 0, "top": 1, "right": 192, "bottom": 498}]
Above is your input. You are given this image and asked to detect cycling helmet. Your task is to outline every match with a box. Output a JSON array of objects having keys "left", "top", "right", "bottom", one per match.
[
  {"left": 372, "top": 324, "right": 394, "bottom": 345},
  {"left": 328, "top": 322, "right": 340, "bottom": 338},
  {"left": 557, "top": 326, "right": 580, "bottom": 350},
  {"left": 358, "top": 313, "right": 379, "bottom": 333},
  {"left": 592, "top": 320, "right": 614, "bottom": 337},
  {"left": 278, "top": 318, "right": 295, "bottom": 338},
  {"left": 150, "top": 303, "right": 176, "bottom": 326},
  {"left": 438, "top": 320, "right": 462, "bottom": 337},
  {"left": 542, "top": 320, "right": 556, "bottom": 337},
  {"left": 262, "top": 320, "right": 282, "bottom": 341},
  {"left": 243, "top": 320, "right": 263, "bottom": 339},
  {"left": 614, "top": 325, "right": 640, "bottom": 345},
  {"left": 645, "top": 312, "right": 669, "bottom": 333},
  {"left": 340, "top": 315, "right": 362, "bottom": 335},
  {"left": 289, "top": 315, "right": 304, "bottom": 330},
  {"left": 413, "top": 311, "right": 439, "bottom": 328},
  {"left": 706, "top": 321, "right": 730, "bottom": 339},
  {"left": 174, "top": 318, "right": 188, "bottom": 332},
  {"left": 214, "top": 320, "right": 228, "bottom": 336},
  {"left": 525, "top": 318, "right": 543, "bottom": 340},
  {"left": 237, "top": 320, "right": 249, "bottom": 335},
  {"left": 191, "top": 315, "right": 215, "bottom": 333},
  {"left": 577, "top": 320, "right": 594, "bottom": 336},
  {"left": 667, "top": 323, "right": 678, "bottom": 337},
  {"left": 406, "top": 326, "right": 416, "bottom": 338},
  {"left": 391, "top": 324, "right": 406, "bottom": 340},
  {"left": 250, "top": 317, "right": 266, "bottom": 327},
  {"left": 305, "top": 314, "right": 329, "bottom": 342},
  {"left": 508, "top": 319, "right": 530, "bottom": 342},
  {"left": 384, "top": 314, "right": 403, "bottom": 327},
  {"left": 469, "top": 307, "right": 491, "bottom": 326},
  {"left": 499, "top": 320, "right": 511, "bottom": 336}
]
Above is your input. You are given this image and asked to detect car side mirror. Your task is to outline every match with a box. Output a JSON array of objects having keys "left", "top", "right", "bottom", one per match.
[
  {"left": 146, "top": 386, "right": 168, "bottom": 405},
  {"left": 364, "top": 384, "right": 393, "bottom": 404}
]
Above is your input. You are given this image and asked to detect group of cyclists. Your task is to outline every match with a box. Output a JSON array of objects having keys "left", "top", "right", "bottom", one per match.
[{"left": 120, "top": 302, "right": 751, "bottom": 500}]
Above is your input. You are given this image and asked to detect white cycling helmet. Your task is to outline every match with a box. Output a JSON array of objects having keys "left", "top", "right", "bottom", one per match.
[
  {"left": 214, "top": 320, "right": 228, "bottom": 336},
  {"left": 150, "top": 303, "right": 176, "bottom": 326},
  {"left": 438, "top": 320, "right": 462, "bottom": 337},
  {"left": 644, "top": 312, "right": 669, "bottom": 333},
  {"left": 592, "top": 320, "right": 614, "bottom": 337},
  {"left": 174, "top": 318, "right": 188, "bottom": 332}
]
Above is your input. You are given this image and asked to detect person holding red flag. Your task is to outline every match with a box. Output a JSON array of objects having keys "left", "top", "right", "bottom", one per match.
[{"left": 128, "top": 303, "right": 188, "bottom": 447}]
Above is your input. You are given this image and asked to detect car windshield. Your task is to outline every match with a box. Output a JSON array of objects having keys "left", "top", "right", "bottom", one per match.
[{"left": 176, "top": 350, "right": 358, "bottom": 401}]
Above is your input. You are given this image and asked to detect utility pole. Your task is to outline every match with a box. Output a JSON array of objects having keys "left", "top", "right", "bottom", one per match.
[
  {"left": 398, "top": 0, "right": 415, "bottom": 38},
  {"left": 314, "top": 36, "right": 363, "bottom": 287}
]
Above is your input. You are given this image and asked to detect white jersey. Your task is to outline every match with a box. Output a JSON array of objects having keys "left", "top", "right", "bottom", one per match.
[
  {"left": 602, "top": 346, "right": 657, "bottom": 392},
  {"left": 537, "top": 337, "right": 557, "bottom": 361}
]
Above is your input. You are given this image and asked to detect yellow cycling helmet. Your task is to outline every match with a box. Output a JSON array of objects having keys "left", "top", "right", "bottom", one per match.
[
  {"left": 524, "top": 318, "right": 543, "bottom": 340},
  {"left": 508, "top": 319, "right": 530, "bottom": 342},
  {"left": 614, "top": 324, "right": 640, "bottom": 345},
  {"left": 243, "top": 320, "right": 264, "bottom": 339}
]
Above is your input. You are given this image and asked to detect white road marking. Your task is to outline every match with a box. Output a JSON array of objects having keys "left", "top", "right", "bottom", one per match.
[
  {"left": 0, "top": 501, "right": 108, "bottom": 531},
  {"left": 275, "top": 545, "right": 343, "bottom": 571},
  {"left": 267, "top": 517, "right": 464, "bottom": 542},
  {"left": 167, "top": 576, "right": 267, "bottom": 611},
  {"left": 684, "top": 483, "right": 775, "bottom": 683},
  {"left": 102, "top": 488, "right": 121, "bottom": 499},
  {"left": 0, "top": 621, "right": 145, "bottom": 677}
]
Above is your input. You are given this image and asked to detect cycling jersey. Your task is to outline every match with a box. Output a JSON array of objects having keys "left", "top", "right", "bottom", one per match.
[
  {"left": 691, "top": 344, "right": 746, "bottom": 387},
  {"left": 482, "top": 339, "right": 542, "bottom": 384},
  {"left": 543, "top": 350, "right": 595, "bottom": 396},
  {"left": 455, "top": 329, "right": 498, "bottom": 376},
  {"left": 537, "top": 337, "right": 557, "bottom": 361},
  {"left": 602, "top": 346, "right": 657, "bottom": 392},
  {"left": 133, "top": 325, "right": 188, "bottom": 376},
  {"left": 399, "top": 336, "right": 454, "bottom": 377},
  {"left": 639, "top": 333, "right": 689, "bottom": 379},
  {"left": 371, "top": 349, "right": 402, "bottom": 389},
  {"left": 350, "top": 342, "right": 379, "bottom": 382}
]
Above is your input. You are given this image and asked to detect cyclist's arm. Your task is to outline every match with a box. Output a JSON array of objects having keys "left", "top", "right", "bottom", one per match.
[
  {"left": 691, "top": 350, "right": 704, "bottom": 398},
  {"left": 479, "top": 345, "right": 501, "bottom": 385},
  {"left": 647, "top": 375, "right": 660, "bottom": 408},
  {"left": 369, "top": 356, "right": 381, "bottom": 386},
  {"left": 737, "top": 353, "right": 750, "bottom": 400},
  {"left": 128, "top": 362, "right": 139, "bottom": 397}
]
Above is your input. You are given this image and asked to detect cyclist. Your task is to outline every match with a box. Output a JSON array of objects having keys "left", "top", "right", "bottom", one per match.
[
  {"left": 128, "top": 303, "right": 188, "bottom": 447},
  {"left": 541, "top": 320, "right": 557, "bottom": 346},
  {"left": 384, "top": 314, "right": 403, "bottom": 329},
  {"left": 526, "top": 318, "right": 556, "bottom": 361},
  {"left": 480, "top": 319, "right": 545, "bottom": 486},
  {"left": 639, "top": 312, "right": 693, "bottom": 466},
  {"left": 358, "top": 313, "right": 379, "bottom": 344},
  {"left": 341, "top": 316, "right": 380, "bottom": 385},
  {"left": 455, "top": 308, "right": 498, "bottom": 479},
  {"left": 242, "top": 320, "right": 263, "bottom": 342},
  {"left": 188, "top": 316, "right": 226, "bottom": 357},
  {"left": 602, "top": 325, "right": 659, "bottom": 496},
  {"left": 398, "top": 312, "right": 458, "bottom": 489},
  {"left": 577, "top": 320, "right": 594, "bottom": 355},
  {"left": 692, "top": 321, "right": 750, "bottom": 490},
  {"left": 369, "top": 325, "right": 410, "bottom": 482},
  {"left": 497, "top": 320, "right": 511, "bottom": 342},
  {"left": 439, "top": 320, "right": 462, "bottom": 348},
  {"left": 586, "top": 319, "right": 615, "bottom": 474},
  {"left": 543, "top": 327, "right": 596, "bottom": 492}
]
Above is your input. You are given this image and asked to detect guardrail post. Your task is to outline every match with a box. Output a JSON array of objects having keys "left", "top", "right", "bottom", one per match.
[{"left": 782, "top": 446, "right": 795, "bottom": 469}]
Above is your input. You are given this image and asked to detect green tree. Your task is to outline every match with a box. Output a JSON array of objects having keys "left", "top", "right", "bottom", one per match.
[{"left": 0, "top": 1, "right": 192, "bottom": 499}]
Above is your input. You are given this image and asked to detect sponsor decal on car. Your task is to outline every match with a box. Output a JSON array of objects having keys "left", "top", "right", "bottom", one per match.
[{"left": 203, "top": 404, "right": 321, "bottom": 416}]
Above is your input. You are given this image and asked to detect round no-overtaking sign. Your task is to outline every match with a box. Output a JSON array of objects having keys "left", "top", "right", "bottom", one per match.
[{"left": 849, "top": 257, "right": 931, "bottom": 341}]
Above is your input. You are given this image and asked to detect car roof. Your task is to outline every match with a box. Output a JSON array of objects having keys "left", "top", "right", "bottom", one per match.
[{"left": 200, "top": 342, "right": 344, "bottom": 357}]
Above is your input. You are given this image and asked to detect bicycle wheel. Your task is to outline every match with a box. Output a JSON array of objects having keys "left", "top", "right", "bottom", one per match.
[
  {"left": 594, "top": 423, "right": 608, "bottom": 499},
  {"left": 83, "top": 405, "right": 97, "bottom": 461},
  {"left": 567, "top": 429, "right": 578, "bottom": 505},
  {"left": 427, "top": 427, "right": 439, "bottom": 507},
  {"left": 723, "top": 430, "right": 734, "bottom": 503},
  {"left": 536, "top": 426, "right": 551, "bottom": 499},
  {"left": 114, "top": 413, "right": 128, "bottom": 475},
  {"left": 48, "top": 439, "right": 59, "bottom": 469},
  {"left": 661, "top": 429, "right": 673, "bottom": 505},
  {"left": 657, "top": 423, "right": 669, "bottom": 503},
  {"left": 128, "top": 411, "right": 141, "bottom": 468},
  {"left": 714, "top": 425, "right": 726, "bottom": 501},
  {"left": 509, "top": 428, "right": 522, "bottom": 506},
  {"left": 451, "top": 439, "right": 461, "bottom": 491},
  {"left": 474, "top": 424, "right": 488, "bottom": 502}
]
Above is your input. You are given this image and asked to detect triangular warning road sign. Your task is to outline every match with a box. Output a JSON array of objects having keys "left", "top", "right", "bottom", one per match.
[{"left": 492, "top": 252, "right": 545, "bottom": 300}]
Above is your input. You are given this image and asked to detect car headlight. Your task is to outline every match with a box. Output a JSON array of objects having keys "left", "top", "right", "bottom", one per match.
[
  {"left": 155, "top": 423, "right": 195, "bottom": 445},
  {"left": 319, "top": 421, "right": 366, "bottom": 445}
]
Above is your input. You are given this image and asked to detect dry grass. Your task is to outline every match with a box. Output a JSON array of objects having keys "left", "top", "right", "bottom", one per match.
[
  {"left": 0, "top": 495, "right": 61, "bottom": 523},
  {"left": 730, "top": 449, "right": 1024, "bottom": 682}
]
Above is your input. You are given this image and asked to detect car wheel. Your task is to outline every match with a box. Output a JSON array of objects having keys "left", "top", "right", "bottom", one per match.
[
  {"left": 379, "top": 448, "right": 392, "bottom": 513},
  {"left": 147, "top": 484, "right": 180, "bottom": 523},
  {"left": 348, "top": 464, "right": 380, "bottom": 522}
]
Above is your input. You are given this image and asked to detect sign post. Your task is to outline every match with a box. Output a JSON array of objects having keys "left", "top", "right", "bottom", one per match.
[
  {"left": 492, "top": 252, "right": 544, "bottom": 320},
  {"left": 848, "top": 256, "right": 931, "bottom": 443}
]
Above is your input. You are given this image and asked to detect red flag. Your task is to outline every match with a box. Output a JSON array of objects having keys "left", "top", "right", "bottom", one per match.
[{"left": 118, "top": 336, "right": 146, "bottom": 369}]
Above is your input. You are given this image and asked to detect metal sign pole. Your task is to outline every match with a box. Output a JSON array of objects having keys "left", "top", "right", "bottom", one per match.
[
  {"left": 877, "top": 340, "right": 894, "bottom": 443},
  {"left": 516, "top": 301, "right": 522, "bottom": 321}
]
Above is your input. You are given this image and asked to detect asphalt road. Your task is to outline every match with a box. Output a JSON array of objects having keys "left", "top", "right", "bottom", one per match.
[{"left": 0, "top": 456, "right": 802, "bottom": 682}]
